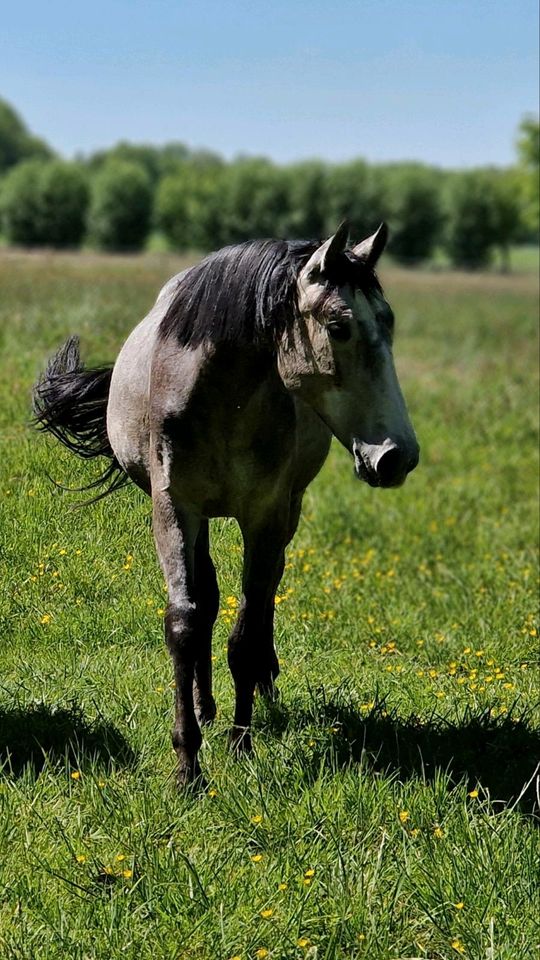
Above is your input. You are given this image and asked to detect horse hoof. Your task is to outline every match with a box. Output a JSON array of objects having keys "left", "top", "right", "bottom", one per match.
[
  {"left": 195, "top": 697, "right": 217, "bottom": 726},
  {"left": 228, "top": 726, "right": 252, "bottom": 755},
  {"left": 256, "top": 680, "right": 279, "bottom": 701},
  {"left": 176, "top": 758, "right": 205, "bottom": 791}
]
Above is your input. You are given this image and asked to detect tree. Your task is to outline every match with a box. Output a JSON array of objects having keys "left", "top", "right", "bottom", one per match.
[
  {"left": 382, "top": 164, "right": 445, "bottom": 265},
  {"left": 87, "top": 160, "right": 153, "bottom": 251},
  {"left": 1, "top": 159, "right": 88, "bottom": 247},
  {"left": 221, "top": 158, "right": 289, "bottom": 243},
  {"left": 325, "top": 160, "right": 388, "bottom": 240},
  {"left": 0, "top": 160, "right": 44, "bottom": 245},
  {"left": 0, "top": 98, "right": 53, "bottom": 173},
  {"left": 444, "top": 171, "right": 497, "bottom": 269},
  {"left": 156, "top": 164, "right": 225, "bottom": 250},
  {"left": 515, "top": 115, "right": 539, "bottom": 238},
  {"left": 37, "top": 162, "right": 89, "bottom": 247},
  {"left": 281, "top": 161, "right": 329, "bottom": 239},
  {"left": 486, "top": 168, "right": 523, "bottom": 271}
]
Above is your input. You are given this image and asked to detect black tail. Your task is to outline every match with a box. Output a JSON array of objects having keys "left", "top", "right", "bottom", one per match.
[{"left": 32, "top": 336, "right": 129, "bottom": 501}]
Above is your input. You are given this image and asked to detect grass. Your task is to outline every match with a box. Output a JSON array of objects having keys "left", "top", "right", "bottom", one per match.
[{"left": 0, "top": 250, "right": 538, "bottom": 960}]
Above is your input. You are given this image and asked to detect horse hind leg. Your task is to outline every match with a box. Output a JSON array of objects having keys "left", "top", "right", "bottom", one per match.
[{"left": 152, "top": 488, "right": 203, "bottom": 786}]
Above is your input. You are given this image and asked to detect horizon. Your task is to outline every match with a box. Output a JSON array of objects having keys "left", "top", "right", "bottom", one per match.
[{"left": 3, "top": 0, "right": 538, "bottom": 170}]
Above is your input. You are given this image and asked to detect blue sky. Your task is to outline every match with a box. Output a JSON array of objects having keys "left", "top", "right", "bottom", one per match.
[{"left": 2, "top": 0, "right": 538, "bottom": 167}]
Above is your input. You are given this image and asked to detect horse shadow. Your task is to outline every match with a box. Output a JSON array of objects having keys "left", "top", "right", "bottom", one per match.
[
  {"left": 255, "top": 687, "right": 540, "bottom": 814},
  {"left": 0, "top": 702, "right": 136, "bottom": 777}
]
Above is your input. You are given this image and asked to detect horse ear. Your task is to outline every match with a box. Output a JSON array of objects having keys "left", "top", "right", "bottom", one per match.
[
  {"left": 304, "top": 220, "right": 350, "bottom": 276},
  {"left": 351, "top": 222, "right": 388, "bottom": 267}
]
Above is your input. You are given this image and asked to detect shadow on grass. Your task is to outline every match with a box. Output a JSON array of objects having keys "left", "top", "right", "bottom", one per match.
[
  {"left": 0, "top": 702, "right": 136, "bottom": 777},
  {"left": 256, "top": 686, "right": 540, "bottom": 813}
]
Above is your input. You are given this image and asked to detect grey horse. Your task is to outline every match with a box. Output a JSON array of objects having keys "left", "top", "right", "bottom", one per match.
[{"left": 33, "top": 221, "right": 419, "bottom": 785}]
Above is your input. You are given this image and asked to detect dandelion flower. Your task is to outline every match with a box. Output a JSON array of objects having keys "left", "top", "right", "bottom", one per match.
[
  {"left": 304, "top": 868, "right": 315, "bottom": 878},
  {"left": 71, "top": 771, "right": 81, "bottom": 780},
  {"left": 122, "top": 869, "right": 133, "bottom": 879},
  {"left": 260, "top": 908, "right": 273, "bottom": 918},
  {"left": 40, "top": 614, "right": 52, "bottom": 625},
  {"left": 75, "top": 854, "right": 86, "bottom": 863},
  {"left": 454, "top": 902, "right": 465, "bottom": 910},
  {"left": 115, "top": 854, "right": 126, "bottom": 862},
  {"left": 251, "top": 815, "right": 263, "bottom": 825},
  {"left": 399, "top": 810, "right": 410, "bottom": 823},
  {"left": 251, "top": 854, "right": 263, "bottom": 862},
  {"left": 297, "top": 938, "right": 310, "bottom": 948},
  {"left": 433, "top": 827, "right": 444, "bottom": 839},
  {"left": 208, "top": 789, "right": 218, "bottom": 798},
  {"left": 277, "top": 882, "right": 287, "bottom": 891},
  {"left": 451, "top": 938, "right": 465, "bottom": 954},
  {"left": 255, "top": 949, "right": 269, "bottom": 959},
  {"left": 468, "top": 789, "right": 479, "bottom": 798}
]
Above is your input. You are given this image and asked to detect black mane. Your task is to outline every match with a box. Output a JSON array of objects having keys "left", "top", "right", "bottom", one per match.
[{"left": 158, "top": 237, "right": 381, "bottom": 350}]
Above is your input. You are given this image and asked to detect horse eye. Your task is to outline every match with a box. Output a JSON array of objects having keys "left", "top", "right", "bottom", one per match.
[{"left": 327, "top": 320, "right": 351, "bottom": 342}]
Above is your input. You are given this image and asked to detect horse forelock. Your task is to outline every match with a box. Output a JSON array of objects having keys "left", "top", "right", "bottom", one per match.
[{"left": 158, "top": 239, "right": 382, "bottom": 351}]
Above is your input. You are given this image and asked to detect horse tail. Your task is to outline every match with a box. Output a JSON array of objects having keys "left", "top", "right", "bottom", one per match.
[{"left": 32, "top": 335, "right": 129, "bottom": 502}]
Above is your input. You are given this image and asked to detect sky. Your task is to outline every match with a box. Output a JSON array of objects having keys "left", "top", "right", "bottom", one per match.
[{"left": 2, "top": 0, "right": 539, "bottom": 168}]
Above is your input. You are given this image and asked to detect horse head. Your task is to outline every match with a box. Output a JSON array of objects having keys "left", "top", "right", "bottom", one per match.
[{"left": 278, "top": 221, "right": 419, "bottom": 487}]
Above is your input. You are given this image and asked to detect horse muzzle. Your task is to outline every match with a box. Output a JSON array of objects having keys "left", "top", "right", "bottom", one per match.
[{"left": 353, "top": 437, "right": 419, "bottom": 488}]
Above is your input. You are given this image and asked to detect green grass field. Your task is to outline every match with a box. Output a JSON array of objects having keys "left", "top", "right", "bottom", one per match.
[{"left": 1, "top": 250, "right": 538, "bottom": 960}]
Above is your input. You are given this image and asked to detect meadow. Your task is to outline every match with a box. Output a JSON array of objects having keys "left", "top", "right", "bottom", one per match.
[{"left": 0, "top": 249, "right": 538, "bottom": 960}]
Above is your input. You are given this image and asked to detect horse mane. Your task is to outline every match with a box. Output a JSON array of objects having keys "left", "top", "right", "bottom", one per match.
[{"left": 158, "top": 237, "right": 381, "bottom": 350}]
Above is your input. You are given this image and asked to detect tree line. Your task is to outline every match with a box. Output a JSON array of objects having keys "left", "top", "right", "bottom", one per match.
[{"left": 0, "top": 97, "right": 538, "bottom": 269}]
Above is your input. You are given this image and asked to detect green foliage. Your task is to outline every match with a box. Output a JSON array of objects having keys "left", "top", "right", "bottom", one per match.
[
  {"left": 444, "top": 171, "right": 498, "bottom": 269},
  {"left": 383, "top": 164, "right": 445, "bottom": 264},
  {"left": 0, "top": 159, "right": 89, "bottom": 247},
  {"left": 88, "top": 160, "right": 153, "bottom": 251},
  {"left": 282, "top": 160, "right": 329, "bottom": 238},
  {"left": 155, "top": 165, "right": 225, "bottom": 250},
  {"left": 325, "top": 160, "right": 387, "bottom": 238},
  {"left": 0, "top": 97, "right": 53, "bottom": 173},
  {"left": 0, "top": 159, "right": 43, "bottom": 245},
  {"left": 516, "top": 115, "right": 540, "bottom": 237},
  {"left": 221, "top": 158, "right": 289, "bottom": 242},
  {"left": 0, "top": 252, "right": 538, "bottom": 958}
]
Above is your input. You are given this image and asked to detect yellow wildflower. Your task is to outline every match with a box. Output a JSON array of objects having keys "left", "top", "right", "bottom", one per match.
[
  {"left": 468, "top": 789, "right": 479, "bottom": 798},
  {"left": 251, "top": 815, "right": 263, "bottom": 825},
  {"left": 277, "top": 882, "right": 287, "bottom": 891},
  {"left": 260, "top": 909, "right": 273, "bottom": 918},
  {"left": 75, "top": 854, "right": 86, "bottom": 863},
  {"left": 433, "top": 827, "right": 444, "bottom": 838},
  {"left": 251, "top": 854, "right": 263, "bottom": 862},
  {"left": 255, "top": 950, "right": 269, "bottom": 959},
  {"left": 454, "top": 902, "right": 465, "bottom": 910},
  {"left": 304, "top": 868, "right": 315, "bottom": 878},
  {"left": 122, "top": 869, "right": 133, "bottom": 879},
  {"left": 70, "top": 771, "right": 81, "bottom": 780},
  {"left": 297, "top": 938, "right": 310, "bottom": 948},
  {"left": 399, "top": 810, "right": 410, "bottom": 823},
  {"left": 451, "top": 938, "right": 465, "bottom": 954}
]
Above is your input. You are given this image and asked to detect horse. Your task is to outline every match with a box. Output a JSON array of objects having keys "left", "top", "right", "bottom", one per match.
[{"left": 33, "top": 221, "right": 419, "bottom": 786}]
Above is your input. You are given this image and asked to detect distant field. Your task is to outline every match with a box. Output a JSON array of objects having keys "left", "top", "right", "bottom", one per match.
[{"left": 0, "top": 250, "right": 538, "bottom": 960}]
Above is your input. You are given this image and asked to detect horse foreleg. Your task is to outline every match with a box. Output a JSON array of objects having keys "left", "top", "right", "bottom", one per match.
[
  {"left": 193, "top": 520, "right": 219, "bottom": 726},
  {"left": 152, "top": 490, "right": 203, "bottom": 786},
  {"left": 228, "top": 496, "right": 301, "bottom": 753}
]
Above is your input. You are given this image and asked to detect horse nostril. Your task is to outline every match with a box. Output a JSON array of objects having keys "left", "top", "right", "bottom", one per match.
[{"left": 376, "top": 447, "right": 405, "bottom": 485}]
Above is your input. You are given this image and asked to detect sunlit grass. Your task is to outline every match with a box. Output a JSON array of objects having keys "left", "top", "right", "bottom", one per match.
[{"left": 0, "top": 250, "right": 538, "bottom": 959}]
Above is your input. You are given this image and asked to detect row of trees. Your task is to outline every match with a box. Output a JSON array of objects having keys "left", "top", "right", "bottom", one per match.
[{"left": 1, "top": 97, "right": 538, "bottom": 268}]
